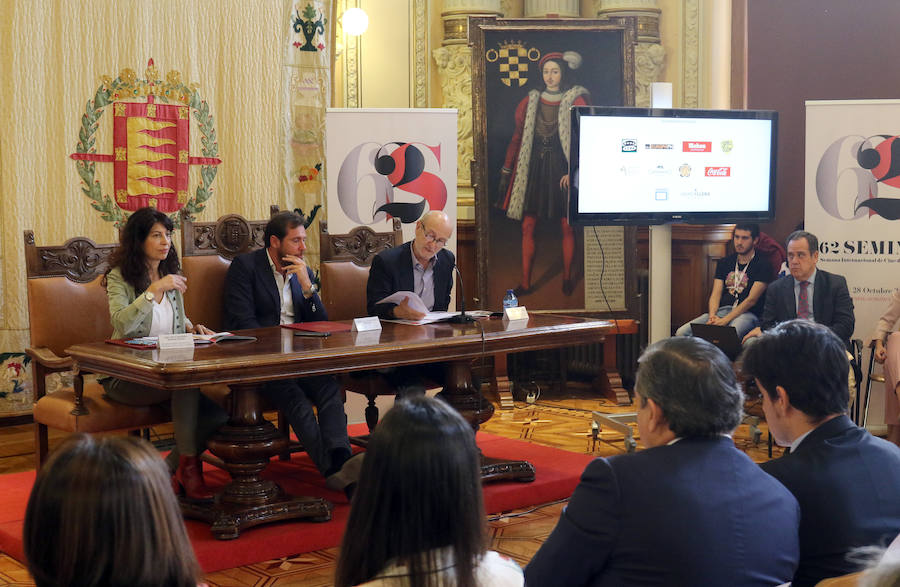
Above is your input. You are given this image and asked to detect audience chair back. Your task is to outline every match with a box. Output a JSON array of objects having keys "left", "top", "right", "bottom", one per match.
[
  {"left": 24, "top": 230, "right": 169, "bottom": 467},
  {"left": 318, "top": 219, "right": 403, "bottom": 320},
  {"left": 181, "top": 208, "right": 277, "bottom": 331}
]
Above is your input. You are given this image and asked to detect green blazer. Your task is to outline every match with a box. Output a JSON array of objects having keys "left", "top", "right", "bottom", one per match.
[{"left": 106, "top": 267, "right": 190, "bottom": 339}]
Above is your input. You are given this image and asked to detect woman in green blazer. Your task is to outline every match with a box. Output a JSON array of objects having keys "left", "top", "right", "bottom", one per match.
[{"left": 103, "top": 207, "right": 228, "bottom": 500}]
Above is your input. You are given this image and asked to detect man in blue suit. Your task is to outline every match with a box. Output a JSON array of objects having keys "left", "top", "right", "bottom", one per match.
[
  {"left": 223, "top": 211, "right": 358, "bottom": 495},
  {"left": 743, "top": 320, "right": 900, "bottom": 587},
  {"left": 525, "top": 336, "right": 800, "bottom": 586}
]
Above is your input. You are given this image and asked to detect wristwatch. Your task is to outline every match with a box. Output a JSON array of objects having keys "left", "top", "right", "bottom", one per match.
[
  {"left": 303, "top": 283, "right": 319, "bottom": 298},
  {"left": 144, "top": 291, "right": 154, "bottom": 302}
]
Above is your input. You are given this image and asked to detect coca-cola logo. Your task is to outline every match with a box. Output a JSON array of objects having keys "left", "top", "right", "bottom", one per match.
[
  {"left": 683, "top": 141, "right": 712, "bottom": 152},
  {"left": 705, "top": 166, "right": 731, "bottom": 177}
]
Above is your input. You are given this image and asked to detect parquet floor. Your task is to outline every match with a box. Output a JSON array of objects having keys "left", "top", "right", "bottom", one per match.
[{"left": 0, "top": 391, "right": 779, "bottom": 586}]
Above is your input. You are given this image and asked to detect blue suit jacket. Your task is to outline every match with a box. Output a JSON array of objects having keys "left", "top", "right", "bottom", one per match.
[
  {"left": 223, "top": 248, "right": 328, "bottom": 329},
  {"left": 761, "top": 415, "right": 900, "bottom": 587},
  {"left": 365, "top": 241, "right": 455, "bottom": 320},
  {"left": 760, "top": 269, "right": 855, "bottom": 347},
  {"left": 525, "top": 437, "right": 800, "bottom": 587}
]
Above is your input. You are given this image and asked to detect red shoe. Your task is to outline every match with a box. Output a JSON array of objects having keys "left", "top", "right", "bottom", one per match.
[{"left": 175, "top": 455, "right": 215, "bottom": 501}]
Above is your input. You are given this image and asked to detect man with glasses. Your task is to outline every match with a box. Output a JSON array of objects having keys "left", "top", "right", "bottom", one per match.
[
  {"left": 366, "top": 210, "right": 456, "bottom": 395},
  {"left": 367, "top": 209, "right": 455, "bottom": 321}
]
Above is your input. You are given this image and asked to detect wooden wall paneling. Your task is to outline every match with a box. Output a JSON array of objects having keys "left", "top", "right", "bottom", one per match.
[
  {"left": 456, "top": 220, "right": 477, "bottom": 310},
  {"left": 638, "top": 224, "right": 734, "bottom": 334}
]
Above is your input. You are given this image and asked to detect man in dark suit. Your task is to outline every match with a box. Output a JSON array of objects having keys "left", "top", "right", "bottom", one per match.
[
  {"left": 366, "top": 209, "right": 454, "bottom": 321},
  {"left": 365, "top": 210, "right": 455, "bottom": 396},
  {"left": 223, "top": 211, "right": 358, "bottom": 494},
  {"left": 743, "top": 230, "right": 855, "bottom": 348},
  {"left": 525, "top": 337, "right": 800, "bottom": 587},
  {"left": 743, "top": 320, "right": 900, "bottom": 587}
]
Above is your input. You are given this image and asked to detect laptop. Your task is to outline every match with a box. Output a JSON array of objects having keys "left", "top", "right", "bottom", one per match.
[{"left": 690, "top": 323, "right": 743, "bottom": 361}]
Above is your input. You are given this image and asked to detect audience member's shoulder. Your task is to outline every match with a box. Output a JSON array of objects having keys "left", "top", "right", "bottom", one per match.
[{"left": 476, "top": 551, "right": 524, "bottom": 586}]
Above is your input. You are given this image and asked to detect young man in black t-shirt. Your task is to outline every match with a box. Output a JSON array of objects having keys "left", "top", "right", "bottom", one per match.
[{"left": 675, "top": 224, "right": 775, "bottom": 340}]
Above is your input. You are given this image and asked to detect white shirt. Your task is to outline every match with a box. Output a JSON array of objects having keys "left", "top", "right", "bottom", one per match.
[
  {"left": 147, "top": 294, "right": 175, "bottom": 336},
  {"left": 266, "top": 250, "right": 295, "bottom": 325}
]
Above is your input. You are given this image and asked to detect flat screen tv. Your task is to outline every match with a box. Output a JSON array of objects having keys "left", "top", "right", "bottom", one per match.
[{"left": 569, "top": 107, "right": 778, "bottom": 225}]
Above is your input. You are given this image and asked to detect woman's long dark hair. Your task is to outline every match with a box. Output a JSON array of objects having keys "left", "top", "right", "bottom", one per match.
[
  {"left": 24, "top": 434, "right": 201, "bottom": 587},
  {"left": 108, "top": 207, "right": 179, "bottom": 292},
  {"left": 335, "top": 396, "right": 486, "bottom": 587}
]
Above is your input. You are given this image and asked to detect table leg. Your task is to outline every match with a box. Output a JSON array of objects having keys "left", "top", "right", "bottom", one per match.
[
  {"left": 438, "top": 359, "right": 535, "bottom": 483},
  {"left": 181, "top": 382, "right": 333, "bottom": 540}
]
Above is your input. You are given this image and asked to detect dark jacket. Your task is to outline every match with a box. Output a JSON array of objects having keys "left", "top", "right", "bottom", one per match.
[
  {"left": 761, "top": 415, "right": 900, "bottom": 587},
  {"left": 365, "top": 241, "right": 454, "bottom": 320},
  {"left": 223, "top": 247, "right": 327, "bottom": 329},
  {"left": 525, "top": 437, "right": 800, "bottom": 586},
  {"left": 761, "top": 269, "right": 855, "bottom": 347}
]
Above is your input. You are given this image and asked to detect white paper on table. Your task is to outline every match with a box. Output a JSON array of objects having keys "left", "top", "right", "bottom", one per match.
[{"left": 376, "top": 291, "right": 429, "bottom": 314}]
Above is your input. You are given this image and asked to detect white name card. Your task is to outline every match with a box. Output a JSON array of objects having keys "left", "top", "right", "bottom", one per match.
[
  {"left": 157, "top": 333, "right": 195, "bottom": 350},
  {"left": 353, "top": 330, "right": 382, "bottom": 346},
  {"left": 152, "top": 347, "right": 195, "bottom": 363},
  {"left": 503, "top": 306, "right": 528, "bottom": 322},
  {"left": 352, "top": 317, "right": 382, "bottom": 332}
]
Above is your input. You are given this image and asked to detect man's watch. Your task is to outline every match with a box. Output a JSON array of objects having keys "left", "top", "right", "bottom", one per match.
[
  {"left": 303, "top": 283, "right": 319, "bottom": 298},
  {"left": 144, "top": 291, "right": 155, "bottom": 302}
]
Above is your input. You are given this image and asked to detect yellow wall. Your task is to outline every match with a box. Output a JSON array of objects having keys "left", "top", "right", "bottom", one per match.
[{"left": 0, "top": 0, "right": 297, "bottom": 351}]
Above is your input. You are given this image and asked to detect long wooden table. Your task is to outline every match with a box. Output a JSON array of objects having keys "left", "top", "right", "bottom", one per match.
[{"left": 67, "top": 315, "right": 613, "bottom": 539}]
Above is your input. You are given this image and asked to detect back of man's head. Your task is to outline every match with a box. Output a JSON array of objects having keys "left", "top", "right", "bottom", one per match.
[
  {"left": 636, "top": 337, "right": 743, "bottom": 438},
  {"left": 264, "top": 211, "right": 306, "bottom": 246},
  {"left": 741, "top": 320, "right": 848, "bottom": 421}
]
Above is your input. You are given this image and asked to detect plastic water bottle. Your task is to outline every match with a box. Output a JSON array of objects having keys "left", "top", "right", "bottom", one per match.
[{"left": 503, "top": 289, "right": 518, "bottom": 310}]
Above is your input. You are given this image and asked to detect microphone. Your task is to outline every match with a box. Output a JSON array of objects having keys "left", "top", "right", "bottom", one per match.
[{"left": 448, "top": 264, "right": 476, "bottom": 324}]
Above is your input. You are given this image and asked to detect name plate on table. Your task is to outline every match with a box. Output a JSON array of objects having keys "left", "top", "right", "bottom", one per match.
[
  {"left": 353, "top": 330, "right": 382, "bottom": 346},
  {"left": 152, "top": 347, "right": 195, "bottom": 363},
  {"left": 352, "top": 317, "right": 382, "bottom": 332},
  {"left": 503, "top": 306, "right": 528, "bottom": 322},
  {"left": 503, "top": 306, "right": 529, "bottom": 330},
  {"left": 158, "top": 333, "right": 195, "bottom": 350}
]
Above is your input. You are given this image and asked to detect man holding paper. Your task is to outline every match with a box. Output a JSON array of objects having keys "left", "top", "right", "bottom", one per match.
[
  {"left": 366, "top": 210, "right": 456, "bottom": 395},
  {"left": 223, "top": 211, "right": 359, "bottom": 496},
  {"left": 367, "top": 210, "right": 455, "bottom": 321}
]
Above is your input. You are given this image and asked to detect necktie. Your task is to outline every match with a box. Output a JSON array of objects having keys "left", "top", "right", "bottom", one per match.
[{"left": 797, "top": 281, "right": 810, "bottom": 319}]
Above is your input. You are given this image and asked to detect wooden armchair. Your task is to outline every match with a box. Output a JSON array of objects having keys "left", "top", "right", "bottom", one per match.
[
  {"left": 25, "top": 230, "right": 170, "bottom": 467},
  {"left": 318, "top": 219, "right": 439, "bottom": 433}
]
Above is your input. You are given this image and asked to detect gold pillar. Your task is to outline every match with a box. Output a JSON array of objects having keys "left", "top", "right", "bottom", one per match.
[
  {"left": 433, "top": 1, "right": 502, "bottom": 214},
  {"left": 596, "top": 0, "right": 666, "bottom": 107}
]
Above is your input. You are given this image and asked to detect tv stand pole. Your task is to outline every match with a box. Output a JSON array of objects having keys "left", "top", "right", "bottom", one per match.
[{"left": 649, "top": 83, "right": 673, "bottom": 343}]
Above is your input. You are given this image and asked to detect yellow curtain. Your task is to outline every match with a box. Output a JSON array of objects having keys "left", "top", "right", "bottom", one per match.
[{"left": 0, "top": 0, "right": 334, "bottom": 356}]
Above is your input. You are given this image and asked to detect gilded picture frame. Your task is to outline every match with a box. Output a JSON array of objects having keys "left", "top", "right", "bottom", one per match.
[{"left": 470, "top": 16, "right": 640, "bottom": 318}]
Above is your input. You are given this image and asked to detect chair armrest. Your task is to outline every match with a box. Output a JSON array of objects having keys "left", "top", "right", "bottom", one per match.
[{"left": 25, "top": 347, "right": 74, "bottom": 371}]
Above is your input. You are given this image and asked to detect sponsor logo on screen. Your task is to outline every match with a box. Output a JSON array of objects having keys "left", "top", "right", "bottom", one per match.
[
  {"left": 683, "top": 141, "right": 712, "bottom": 152},
  {"left": 721, "top": 140, "right": 733, "bottom": 153},
  {"left": 678, "top": 163, "right": 691, "bottom": 177},
  {"left": 621, "top": 139, "right": 638, "bottom": 152},
  {"left": 644, "top": 143, "right": 673, "bottom": 150},
  {"left": 648, "top": 164, "right": 671, "bottom": 176},
  {"left": 705, "top": 166, "right": 731, "bottom": 177},
  {"left": 654, "top": 189, "right": 668, "bottom": 201}
]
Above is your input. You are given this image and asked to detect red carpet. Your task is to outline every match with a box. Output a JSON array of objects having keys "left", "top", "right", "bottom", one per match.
[{"left": 0, "top": 426, "right": 592, "bottom": 573}]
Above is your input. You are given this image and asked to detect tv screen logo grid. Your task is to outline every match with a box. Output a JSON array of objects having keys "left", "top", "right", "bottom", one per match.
[{"left": 619, "top": 139, "right": 734, "bottom": 153}]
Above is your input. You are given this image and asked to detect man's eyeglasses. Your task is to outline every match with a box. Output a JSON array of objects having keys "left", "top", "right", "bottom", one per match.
[{"left": 421, "top": 227, "right": 449, "bottom": 247}]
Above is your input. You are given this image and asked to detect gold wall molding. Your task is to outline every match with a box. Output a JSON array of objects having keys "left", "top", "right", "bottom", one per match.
[
  {"left": 596, "top": 0, "right": 665, "bottom": 107},
  {"left": 681, "top": 0, "right": 700, "bottom": 107},
  {"left": 433, "top": 44, "right": 474, "bottom": 186},
  {"left": 413, "top": 0, "right": 429, "bottom": 107}
]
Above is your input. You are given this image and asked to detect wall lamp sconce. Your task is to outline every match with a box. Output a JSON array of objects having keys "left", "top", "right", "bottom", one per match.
[{"left": 341, "top": 7, "right": 369, "bottom": 36}]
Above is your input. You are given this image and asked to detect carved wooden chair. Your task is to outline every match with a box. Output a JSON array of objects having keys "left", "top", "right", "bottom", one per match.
[
  {"left": 318, "top": 219, "right": 440, "bottom": 433},
  {"left": 25, "top": 230, "right": 170, "bottom": 467}
]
